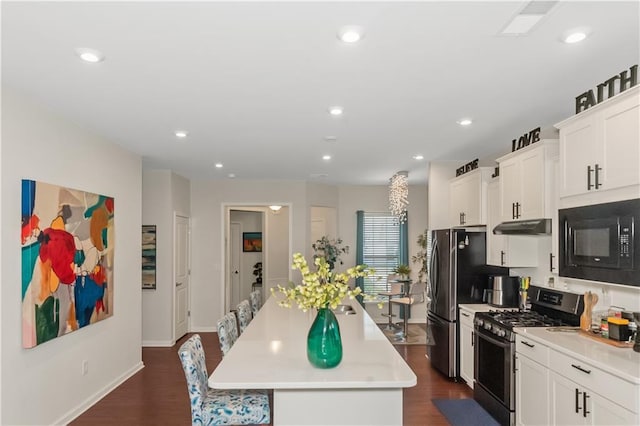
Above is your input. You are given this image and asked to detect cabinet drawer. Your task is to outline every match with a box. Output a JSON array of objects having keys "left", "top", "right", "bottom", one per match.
[
  {"left": 516, "top": 335, "right": 549, "bottom": 367},
  {"left": 549, "top": 350, "right": 639, "bottom": 413},
  {"left": 459, "top": 309, "right": 474, "bottom": 327}
]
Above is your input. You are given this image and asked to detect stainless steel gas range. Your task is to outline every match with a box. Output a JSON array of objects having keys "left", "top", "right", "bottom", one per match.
[{"left": 473, "top": 286, "right": 584, "bottom": 426}]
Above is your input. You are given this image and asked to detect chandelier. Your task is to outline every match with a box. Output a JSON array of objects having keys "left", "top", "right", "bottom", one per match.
[{"left": 389, "top": 171, "right": 409, "bottom": 223}]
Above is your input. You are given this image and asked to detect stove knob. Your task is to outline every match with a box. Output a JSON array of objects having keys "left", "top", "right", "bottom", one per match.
[
  {"left": 484, "top": 323, "right": 492, "bottom": 331},
  {"left": 476, "top": 319, "right": 484, "bottom": 327},
  {"left": 497, "top": 329, "right": 506, "bottom": 337}
]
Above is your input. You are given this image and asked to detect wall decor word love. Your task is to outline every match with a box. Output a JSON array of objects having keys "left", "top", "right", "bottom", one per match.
[
  {"left": 511, "top": 127, "right": 541, "bottom": 152},
  {"left": 575, "top": 64, "right": 638, "bottom": 114}
]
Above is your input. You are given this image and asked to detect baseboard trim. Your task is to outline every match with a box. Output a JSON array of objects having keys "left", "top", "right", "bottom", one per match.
[
  {"left": 142, "top": 340, "right": 174, "bottom": 347},
  {"left": 56, "top": 361, "right": 145, "bottom": 425}
]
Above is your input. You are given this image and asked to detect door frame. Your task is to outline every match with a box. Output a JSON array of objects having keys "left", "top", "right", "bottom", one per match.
[
  {"left": 173, "top": 212, "right": 191, "bottom": 344},
  {"left": 222, "top": 203, "right": 292, "bottom": 315}
]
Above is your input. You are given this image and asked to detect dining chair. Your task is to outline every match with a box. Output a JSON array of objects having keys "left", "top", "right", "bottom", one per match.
[
  {"left": 216, "top": 312, "right": 239, "bottom": 357},
  {"left": 390, "top": 282, "right": 426, "bottom": 342},
  {"left": 178, "top": 334, "right": 270, "bottom": 425},
  {"left": 235, "top": 300, "right": 252, "bottom": 334},
  {"left": 249, "top": 290, "right": 262, "bottom": 317}
]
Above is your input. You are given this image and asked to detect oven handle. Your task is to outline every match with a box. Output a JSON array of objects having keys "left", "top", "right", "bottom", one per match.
[{"left": 475, "top": 326, "right": 511, "bottom": 348}]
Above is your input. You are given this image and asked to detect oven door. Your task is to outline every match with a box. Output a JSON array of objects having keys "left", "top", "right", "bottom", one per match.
[{"left": 474, "top": 325, "right": 514, "bottom": 410}]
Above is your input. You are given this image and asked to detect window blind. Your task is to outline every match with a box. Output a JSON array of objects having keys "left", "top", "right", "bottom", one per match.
[{"left": 361, "top": 212, "right": 401, "bottom": 295}]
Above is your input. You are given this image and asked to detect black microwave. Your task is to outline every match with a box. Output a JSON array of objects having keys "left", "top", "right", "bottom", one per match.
[{"left": 559, "top": 198, "right": 639, "bottom": 287}]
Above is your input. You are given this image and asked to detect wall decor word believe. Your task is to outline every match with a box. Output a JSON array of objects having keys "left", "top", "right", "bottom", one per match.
[
  {"left": 456, "top": 159, "right": 479, "bottom": 177},
  {"left": 511, "top": 127, "right": 541, "bottom": 152},
  {"left": 243, "top": 232, "right": 262, "bottom": 252},
  {"left": 21, "top": 180, "right": 115, "bottom": 348},
  {"left": 575, "top": 64, "right": 638, "bottom": 114},
  {"left": 142, "top": 225, "right": 157, "bottom": 290}
]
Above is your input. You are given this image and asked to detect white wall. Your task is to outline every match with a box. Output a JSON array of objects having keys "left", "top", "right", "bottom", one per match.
[
  {"left": 427, "top": 161, "right": 458, "bottom": 230},
  {"left": 1, "top": 89, "right": 143, "bottom": 425},
  {"left": 189, "top": 180, "right": 306, "bottom": 331},
  {"left": 338, "top": 184, "right": 429, "bottom": 323}
]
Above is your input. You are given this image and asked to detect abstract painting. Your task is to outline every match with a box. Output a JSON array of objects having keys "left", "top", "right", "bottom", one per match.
[
  {"left": 21, "top": 180, "right": 115, "bottom": 348},
  {"left": 243, "top": 232, "right": 262, "bottom": 252},
  {"left": 142, "top": 225, "right": 156, "bottom": 289}
]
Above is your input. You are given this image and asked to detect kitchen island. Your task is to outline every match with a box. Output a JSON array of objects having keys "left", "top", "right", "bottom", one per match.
[{"left": 208, "top": 296, "right": 417, "bottom": 426}]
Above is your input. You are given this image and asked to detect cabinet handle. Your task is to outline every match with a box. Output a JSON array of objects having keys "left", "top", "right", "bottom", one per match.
[
  {"left": 583, "top": 392, "right": 590, "bottom": 417},
  {"left": 462, "top": 212, "right": 466, "bottom": 225},
  {"left": 515, "top": 202, "right": 521, "bottom": 219},
  {"left": 461, "top": 312, "right": 470, "bottom": 317},
  {"left": 512, "top": 202, "right": 516, "bottom": 219},
  {"left": 594, "top": 164, "right": 602, "bottom": 189},
  {"left": 575, "top": 388, "right": 581, "bottom": 414},
  {"left": 549, "top": 253, "right": 555, "bottom": 272},
  {"left": 587, "top": 165, "right": 594, "bottom": 190},
  {"left": 500, "top": 250, "right": 505, "bottom": 266},
  {"left": 459, "top": 212, "right": 463, "bottom": 225},
  {"left": 522, "top": 341, "right": 535, "bottom": 348},
  {"left": 571, "top": 364, "right": 592, "bottom": 374},
  {"left": 471, "top": 331, "right": 474, "bottom": 346}
]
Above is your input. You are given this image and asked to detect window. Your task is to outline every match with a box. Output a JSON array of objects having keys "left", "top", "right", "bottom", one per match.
[{"left": 356, "top": 211, "right": 408, "bottom": 296}]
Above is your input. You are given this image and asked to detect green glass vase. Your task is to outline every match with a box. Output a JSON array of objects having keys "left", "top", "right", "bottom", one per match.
[{"left": 307, "top": 307, "right": 343, "bottom": 368}]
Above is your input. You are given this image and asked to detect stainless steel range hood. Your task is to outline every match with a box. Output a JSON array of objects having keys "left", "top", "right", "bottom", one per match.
[{"left": 493, "top": 219, "right": 551, "bottom": 235}]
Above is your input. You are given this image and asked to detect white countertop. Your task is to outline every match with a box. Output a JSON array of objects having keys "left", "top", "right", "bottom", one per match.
[
  {"left": 209, "top": 296, "right": 417, "bottom": 390},
  {"left": 515, "top": 327, "right": 640, "bottom": 385}
]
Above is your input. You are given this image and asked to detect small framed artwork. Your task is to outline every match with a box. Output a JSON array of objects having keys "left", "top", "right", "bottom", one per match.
[
  {"left": 243, "top": 232, "right": 262, "bottom": 252},
  {"left": 142, "top": 225, "right": 157, "bottom": 289}
]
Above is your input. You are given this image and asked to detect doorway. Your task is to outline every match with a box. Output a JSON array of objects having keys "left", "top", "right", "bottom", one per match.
[
  {"left": 224, "top": 205, "right": 291, "bottom": 313},
  {"left": 174, "top": 214, "right": 190, "bottom": 341}
]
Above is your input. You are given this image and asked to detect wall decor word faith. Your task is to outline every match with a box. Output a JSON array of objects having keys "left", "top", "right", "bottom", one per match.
[
  {"left": 511, "top": 127, "right": 541, "bottom": 152},
  {"left": 456, "top": 159, "right": 479, "bottom": 177},
  {"left": 575, "top": 64, "right": 638, "bottom": 114}
]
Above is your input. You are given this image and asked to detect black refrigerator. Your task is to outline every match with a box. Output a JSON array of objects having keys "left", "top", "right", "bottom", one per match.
[{"left": 426, "top": 228, "right": 508, "bottom": 378}]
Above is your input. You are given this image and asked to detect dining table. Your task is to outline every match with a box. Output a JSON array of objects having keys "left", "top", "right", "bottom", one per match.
[{"left": 208, "top": 295, "right": 417, "bottom": 425}]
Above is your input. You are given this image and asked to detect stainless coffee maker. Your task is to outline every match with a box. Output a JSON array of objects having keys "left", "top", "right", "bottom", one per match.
[{"left": 484, "top": 275, "right": 520, "bottom": 308}]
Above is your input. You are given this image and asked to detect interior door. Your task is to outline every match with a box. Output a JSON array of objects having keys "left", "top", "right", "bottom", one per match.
[
  {"left": 230, "top": 222, "right": 241, "bottom": 309},
  {"left": 174, "top": 214, "right": 190, "bottom": 341}
]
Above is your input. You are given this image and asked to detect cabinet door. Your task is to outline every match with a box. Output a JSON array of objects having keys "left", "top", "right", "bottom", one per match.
[
  {"left": 500, "top": 158, "right": 520, "bottom": 222},
  {"left": 559, "top": 115, "right": 598, "bottom": 198},
  {"left": 459, "top": 319, "right": 474, "bottom": 387},
  {"left": 519, "top": 148, "right": 545, "bottom": 220},
  {"left": 487, "top": 180, "right": 506, "bottom": 266},
  {"left": 589, "top": 390, "right": 639, "bottom": 425},
  {"left": 450, "top": 178, "right": 466, "bottom": 226},
  {"left": 516, "top": 354, "right": 549, "bottom": 426},
  {"left": 550, "top": 372, "right": 589, "bottom": 426},
  {"left": 599, "top": 94, "right": 640, "bottom": 191}
]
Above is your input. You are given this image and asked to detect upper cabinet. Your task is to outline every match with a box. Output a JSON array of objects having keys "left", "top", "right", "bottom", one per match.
[
  {"left": 496, "top": 140, "right": 559, "bottom": 223},
  {"left": 556, "top": 86, "right": 640, "bottom": 205},
  {"left": 449, "top": 167, "right": 493, "bottom": 227}
]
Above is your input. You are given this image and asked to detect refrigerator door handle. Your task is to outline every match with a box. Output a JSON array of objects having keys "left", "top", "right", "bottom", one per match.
[{"left": 430, "top": 239, "right": 439, "bottom": 303}]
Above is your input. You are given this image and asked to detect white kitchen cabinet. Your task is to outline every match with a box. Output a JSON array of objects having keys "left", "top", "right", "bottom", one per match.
[
  {"left": 516, "top": 334, "right": 551, "bottom": 426},
  {"left": 556, "top": 85, "right": 640, "bottom": 204},
  {"left": 449, "top": 167, "right": 493, "bottom": 227},
  {"left": 550, "top": 371, "right": 638, "bottom": 426},
  {"left": 458, "top": 307, "right": 475, "bottom": 388},
  {"left": 486, "top": 180, "right": 538, "bottom": 267},
  {"left": 496, "top": 140, "right": 558, "bottom": 223}
]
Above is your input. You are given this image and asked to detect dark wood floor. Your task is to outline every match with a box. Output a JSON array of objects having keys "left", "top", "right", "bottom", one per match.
[{"left": 71, "top": 332, "right": 472, "bottom": 426}]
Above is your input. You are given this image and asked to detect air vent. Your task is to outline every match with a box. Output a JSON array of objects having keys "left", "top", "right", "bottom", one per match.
[{"left": 500, "top": 1, "right": 558, "bottom": 35}]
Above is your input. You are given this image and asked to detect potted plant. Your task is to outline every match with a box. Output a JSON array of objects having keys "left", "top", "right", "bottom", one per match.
[
  {"left": 411, "top": 229, "right": 429, "bottom": 283},
  {"left": 312, "top": 236, "right": 349, "bottom": 271},
  {"left": 393, "top": 264, "right": 412, "bottom": 280},
  {"left": 252, "top": 262, "right": 263, "bottom": 287}
]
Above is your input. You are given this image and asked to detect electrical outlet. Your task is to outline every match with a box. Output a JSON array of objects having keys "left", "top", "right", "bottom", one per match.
[{"left": 82, "top": 360, "right": 89, "bottom": 376}]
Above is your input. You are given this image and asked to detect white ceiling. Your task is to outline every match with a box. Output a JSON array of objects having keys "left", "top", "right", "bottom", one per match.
[{"left": 2, "top": 1, "right": 639, "bottom": 185}]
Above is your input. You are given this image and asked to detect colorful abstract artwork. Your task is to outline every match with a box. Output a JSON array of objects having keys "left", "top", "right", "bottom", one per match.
[
  {"left": 243, "top": 232, "right": 262, "bottom": 252},
  {"left": 21, "top": 180, "right": 114, "bottom": 348},
  {"left": 142, "top": 225, "right": 156, "bottom": 289}
]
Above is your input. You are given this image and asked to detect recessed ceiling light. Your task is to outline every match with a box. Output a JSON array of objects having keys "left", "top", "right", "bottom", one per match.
[
  {"left": 322, "top": 155, "right": 332, "bottom": 160},
  {"left": 564, "top": 31, "right": 587, "bottom": 44},
  {"left": 215, "top": 163, "right": 223, "bottom": 168},
  {"left": 227, "top": 173, "right": 236, "bottom": 179},
  {"left": 75, "top": 48, "right": 105, "bottom": 63},
  {"left": 338, "top": 26, "right": 364, "bottom": 43},
  {"left": 329, "top": 106, "right": 343, "bottom": 116},
  {"left": 413, "top": 155, "right": 424, "bottom": 160},
  {"left": 324, "top": 136, "right": 337, "bottom": 142},
  {"left": 457, "top": 118, "right": 473, "bottom": 126},
  {"left": 175, "top": 130, "right": 188, "bottom": 138}
]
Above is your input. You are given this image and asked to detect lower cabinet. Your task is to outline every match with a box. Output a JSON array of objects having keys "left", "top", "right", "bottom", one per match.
[
  {"left": 550, "top": 371, "right": 637, "bottom": 425},
  {"left": 516, "top": 353, "right": 549, "bottom": 425},
  {"left": 459, "top": 308, "right": 474, "bottom": 388}
]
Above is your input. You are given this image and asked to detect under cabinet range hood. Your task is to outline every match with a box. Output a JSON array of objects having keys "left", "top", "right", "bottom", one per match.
[{"left": 493, "top": 219, "right": 551, "bottom": 235}]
